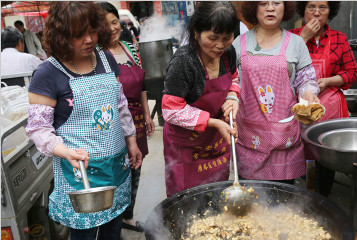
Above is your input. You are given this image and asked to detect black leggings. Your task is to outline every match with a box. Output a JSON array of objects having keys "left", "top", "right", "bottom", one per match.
[
  {"left": 315, "top": 161, "right": 335, "bottom": 197},
  {"left": 123, "top": 167, "right": 141, "bottom": 219}
]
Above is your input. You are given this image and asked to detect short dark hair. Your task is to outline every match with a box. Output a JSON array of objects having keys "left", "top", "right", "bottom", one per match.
[
  {"left": 97, "top": 1, "right": 120, "bottom": 20},
  {"left": 242, "top": 2, "right": 296, "bottom": 26},
  {"left": 43, "top": 1, "right": 112, "bottom": 61},
  {"left": 296, "top": 1, "right": 340, "bottom": 21},
  {"left": 14, "top": 20, "right": 24, "bottom": 27},
  {"left": 1, "top": 26, "right": 23, "bottom": 50},
  {"left": 187, "top": 1, "right": 237, "bottom": 46}
]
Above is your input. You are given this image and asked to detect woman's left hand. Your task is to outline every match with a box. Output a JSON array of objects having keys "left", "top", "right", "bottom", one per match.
[
  {"left": 144, "top": 114, "right": 155, "bottom": 136},
  {"left": 221, "top": 99, "right": 239, "bottom": 122},
  {"left": 125, "top": 136, "right": 143, "bottom": 170},
  {"left": 301, "top": 90, "right": 320, "bottom": 104}
]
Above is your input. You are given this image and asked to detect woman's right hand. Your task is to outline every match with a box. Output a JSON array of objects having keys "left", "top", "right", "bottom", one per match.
[
  {"left": 53, "top": 144, "right": 90, "bottom": 169},
  {"left": 208, "top": 118, "right": 238, "bottom": 145},
  {"left": 300, "top": 18, "right": 320, "bottom": 43}
]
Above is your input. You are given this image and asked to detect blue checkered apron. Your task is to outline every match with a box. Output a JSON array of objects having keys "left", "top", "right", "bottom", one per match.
[{"left": 47, "top": 50, "right": 131, "bottom": 229}]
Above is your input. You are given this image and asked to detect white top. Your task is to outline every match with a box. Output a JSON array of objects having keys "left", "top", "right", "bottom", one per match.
[{"left": 1, "top": 48, "right": 42, "bottom": 76}]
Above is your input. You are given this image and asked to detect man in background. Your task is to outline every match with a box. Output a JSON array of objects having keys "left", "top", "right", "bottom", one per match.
[
  {"left": 14, "top": 20, "right": 47, "bottom": 60},
  {"left": 1, "top": 26, "right": 42, "bottom": 75}
]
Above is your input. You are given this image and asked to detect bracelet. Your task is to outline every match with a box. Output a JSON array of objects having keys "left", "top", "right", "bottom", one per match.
[{"left": 225, "top": 96, "right": 239, "bottom": 102}]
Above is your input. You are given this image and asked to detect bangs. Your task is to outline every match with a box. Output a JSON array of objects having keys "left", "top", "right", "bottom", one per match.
[
  {"left": 210, "top": 13, "right": 236, "bottom": 35},
  {"left": 197, "top": 5, "right": 236, "bottom": 35},
  {"left": 69, "top": 2, "right": 99, "bottom": 37}
]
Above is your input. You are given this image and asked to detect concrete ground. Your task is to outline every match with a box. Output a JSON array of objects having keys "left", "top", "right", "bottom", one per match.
[{"left": 122, "top": 100, "right": 357, "bottom": 240}]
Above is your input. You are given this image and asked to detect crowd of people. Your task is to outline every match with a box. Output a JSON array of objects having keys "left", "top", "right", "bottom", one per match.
[{"left": 1, "top": 1, "right": 356, "bottom": 240}]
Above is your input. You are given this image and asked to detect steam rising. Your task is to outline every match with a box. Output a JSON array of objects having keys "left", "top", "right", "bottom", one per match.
[{"left": 139, "top": 14, "right": 185, "bottom": 43}]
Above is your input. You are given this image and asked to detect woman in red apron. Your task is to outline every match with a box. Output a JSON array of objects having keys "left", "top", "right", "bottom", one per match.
[
  {"left": 291, "top": 1, "right": 357, "bottom": 196},
  {"left": 232, "top": 1, "right": 320, "bottom": 184},
  {"left": 162, "top": 2, "right": 240, "bottom": 197},
  {"left": 98, "top": 2, "right": 155, "bottom": 232}
]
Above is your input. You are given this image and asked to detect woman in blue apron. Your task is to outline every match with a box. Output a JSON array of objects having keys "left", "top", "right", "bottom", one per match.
[
  {"left": 25, "top": 2, "right": 142, "bottom": 239},
  {"left": 98, "top": 2, "right": 155, "bottom": 232}
]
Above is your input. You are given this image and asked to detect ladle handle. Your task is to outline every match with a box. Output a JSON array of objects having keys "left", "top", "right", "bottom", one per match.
[
  {"left": 79, "top": 160, "right": 91, "bottom": 189},
  {"left": 229, "top": 111, "right": 239, "bottom": 183}
]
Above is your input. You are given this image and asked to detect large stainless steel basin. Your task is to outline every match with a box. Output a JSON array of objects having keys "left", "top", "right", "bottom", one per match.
[{"left": 302, "top": 118, "right": 357, "bottom": 174}]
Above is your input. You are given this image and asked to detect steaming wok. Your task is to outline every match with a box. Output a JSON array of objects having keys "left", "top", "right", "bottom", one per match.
[{"left": 144, "top": 180, "right": 355, "bottom": 240}]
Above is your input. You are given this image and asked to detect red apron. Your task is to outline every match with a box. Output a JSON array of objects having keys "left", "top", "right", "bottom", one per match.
[
  {"left": 236, "top": 32, "right": 305, "bottom": 180},
  {"left": 163, "top": 50, "right": 232, "bottom": 197},
  {"left": 298, "top": 27, "right": 349, "bottom": 122},
  {"left": 118, "top": 42, "right": 148, "bottom": 156}
]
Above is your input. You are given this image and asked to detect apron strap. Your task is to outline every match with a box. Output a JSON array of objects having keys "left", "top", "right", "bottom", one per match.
[
  {"left": 47, "top": 57, "right": 74, "bottom": 79},
  {"left": 241, "top": 33, "right": 247, "bottom": 56},
  {"left": 120, "top": 41, "right": 139, "bottom": 66},
  {"left": 95, "top": 46, "right": 112, "bottom": 73},
  {"left": 195, "top": 42, "right": 231, "bottom": 80},
  {"left": 279, "top": 31, "right": 291, "bottom": 55}
]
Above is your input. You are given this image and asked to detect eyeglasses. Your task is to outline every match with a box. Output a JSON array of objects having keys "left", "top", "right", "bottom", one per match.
[{"left": 306, "top": 6, "right": 329, "bottom": 14}]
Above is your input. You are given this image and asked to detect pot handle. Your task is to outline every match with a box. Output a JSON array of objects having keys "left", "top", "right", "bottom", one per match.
[{"left": 79, "top": 160, "right": 91, "bottom": 189}]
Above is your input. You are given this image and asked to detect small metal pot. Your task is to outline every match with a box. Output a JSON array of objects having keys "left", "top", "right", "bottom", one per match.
[{"left": 67, "top": 161, "right": 116, "bottom": 213}]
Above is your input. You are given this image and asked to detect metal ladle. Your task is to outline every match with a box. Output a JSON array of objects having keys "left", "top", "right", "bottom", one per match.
[
  {"left": 67, "top": 160, "right": 116, "bottom": 213},
  {"left": 221, "top": 111, "right": 256, "bottom": 215}
]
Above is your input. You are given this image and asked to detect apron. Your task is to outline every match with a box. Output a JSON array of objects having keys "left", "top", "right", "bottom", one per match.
[
  {"left": 117, "top": 42, "right": 148, "bottom": 156},
  {"left": 164, "top": 48, "right": 232, "bottom": 197},
  {"left": 236, "top": 32, "right": 305, "bottom": 180},
  {"left": 47, "top": 50, "right": 131, "bottom": 229},
  {"left": 298, "top": 26, "right": 349, "bottom": 122}
]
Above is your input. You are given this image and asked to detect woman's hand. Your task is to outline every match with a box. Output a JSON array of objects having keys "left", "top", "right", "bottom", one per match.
[
  {"left": 221, "top": 99, "right": 239, "bottom": 122},
  {"left": 144, "top": 114, "right": 155, "bottom": 136},
  {"left": 301, "top": 90, "right": 320, "bottom": 104},
  {"left": 300, "top": 18, "right": 320, "bottom": 43},
  {"left": 208, "top": 118, "right": 238, "bottom": 145},
  {"left": 125, "top": 136, "right": 143, "bottom": 170},
  {"left": 317, "top": 78, "right": 329, "bottom": 92},
  {"left": 53, "top": 144, "right": 90, "bottom": 169}
]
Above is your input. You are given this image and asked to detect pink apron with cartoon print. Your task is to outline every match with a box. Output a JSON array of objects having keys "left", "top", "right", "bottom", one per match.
[
  {"left": 164, "top": 52, "right": 232, "bottom": 197},
  {"left": 236, "top": 32, "right": 305, "bottom": 180}
]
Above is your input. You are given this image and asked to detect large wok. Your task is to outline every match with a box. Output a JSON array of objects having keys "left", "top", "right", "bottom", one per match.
[{"left": 144, "top": 180, "right": 355, "bottom": 240}]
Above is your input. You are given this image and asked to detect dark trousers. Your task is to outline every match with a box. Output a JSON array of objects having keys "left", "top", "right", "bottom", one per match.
[
  {"left": 123, "top": 167, "right": 141, "bottom": 219},
  {"left": 315, "top": 161, "right": 335, "bottom": 197},
  {"left": 70, "top": 214, "right": 123, "bottom": 240}
]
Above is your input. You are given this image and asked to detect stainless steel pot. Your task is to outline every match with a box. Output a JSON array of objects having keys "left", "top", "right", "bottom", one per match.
[
  {"left": 302, "top": 118, "right": 357, "bottom": 174},
  {"left": 67, "top": 161, "right": 116, "bottom": 213},
  {"left": 139, "top": 38, "right": 173, "bottom": 80}
]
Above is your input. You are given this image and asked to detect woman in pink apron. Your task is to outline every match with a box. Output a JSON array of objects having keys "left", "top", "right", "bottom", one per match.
[
  {"left": 162, "top": 2, "right": 240, "bottom": 197},
  {"left": 98, "top": 2, "right": 155, "bottom": 232},
  {"left": 291, "top": 1, "right": 357, "bottom": 196},
  {"left": 232, "top": 1, "right": 320, "bottom": 183}
]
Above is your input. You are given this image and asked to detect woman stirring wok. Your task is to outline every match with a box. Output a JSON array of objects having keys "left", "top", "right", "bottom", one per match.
[
  {"left": 232, "top": 1, "right": 320, "bottom": 183},
  {"left": 98, "top": 2, "right": 155, "bottom": 232},
  {"left": 290, "top": 1, "right": 357, "bottom": 196},
  {"left": 25, "top": 2, "right": 142, "bottom": 239},
  {"left": 162, "top": 2, "right": 240, "bottom": 197}
]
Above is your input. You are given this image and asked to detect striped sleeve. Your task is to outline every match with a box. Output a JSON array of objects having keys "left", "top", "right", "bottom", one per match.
[{"left": 122, "top": 41, "right": 141, "bottom": 68}]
